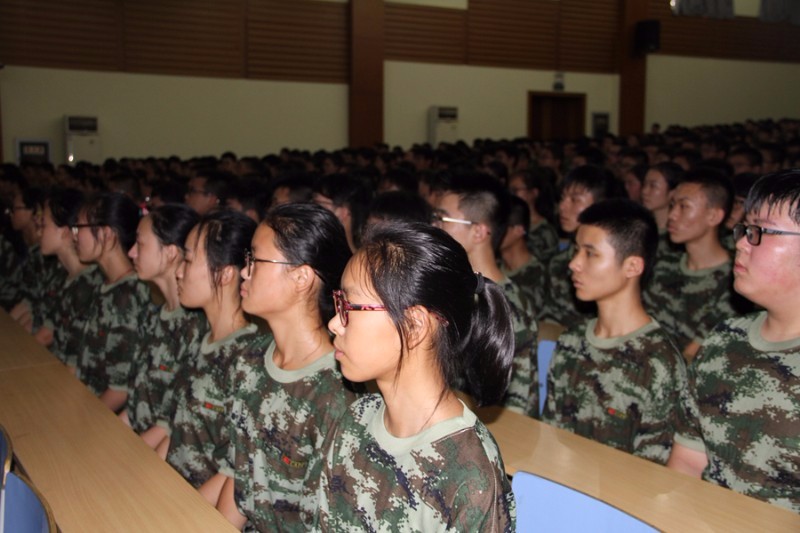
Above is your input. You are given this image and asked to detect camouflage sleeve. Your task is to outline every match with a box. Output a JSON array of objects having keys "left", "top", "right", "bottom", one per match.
[
  {"left": 502, "top": 307, "right": 538, "bottom": 418},
  {"left": 105, "top": 284, "right": 151, "bottom": 391},
  {"left": 673, "top": 352, "right": 707, "bottom": 453},
  {"left": 692, "top": 282, "right": 737, "bottom": 345},
  {"left": 541, "top": 334, "right": 572, "bottom": 427}
]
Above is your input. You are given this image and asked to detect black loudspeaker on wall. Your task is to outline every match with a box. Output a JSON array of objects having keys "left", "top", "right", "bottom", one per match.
[{"left": 635, "top": 19, "right": 660, "bottom": 55}]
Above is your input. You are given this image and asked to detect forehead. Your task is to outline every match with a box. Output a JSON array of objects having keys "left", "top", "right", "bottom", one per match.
[
  {"left": 341, "top": 253, "right": 375, "bottom": 297},
  {"left": 749, "top": 201, "right": 799, "bottom": 227},
  {"left": 576, "top": 223, "right": 612, "bottom": 247},
  {"left": 644, "top": 169, "right": 665, "bottom": 183},
  {"left": 563, "top": 185, "right": 592, "bottom": 199},
  {"left": 185, "top": 225, "right": 204, "bottom": 253},
  {"left": 252, "top": 224, "right": 279, "bottom": 252},
  {"left": 673, "top": 182, "right": 705, "bottom": 201},
  {"left": 438, "top": 192, "right": 463, "bottom": 214}
]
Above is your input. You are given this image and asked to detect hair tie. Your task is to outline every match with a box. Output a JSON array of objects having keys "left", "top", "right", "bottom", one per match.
[{"left": 474, "top": 272, "right": 486, "bottom": 295}]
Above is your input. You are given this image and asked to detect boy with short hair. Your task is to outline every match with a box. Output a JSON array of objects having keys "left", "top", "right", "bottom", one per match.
[
  {"left": 668, "top": 170, "right": 800, "bottom": 513},
  {"left": 643, "top": 168, "right": 740, "bottom": 360},
  {"left": 433, "top": 173, "right": 539, "bottom": 417},
  {"left": 543, "top": 199, "right": 687, "bottom": 464},
  {"left": 500, "top": 195, "right": 546, "bottom": 316},
  {"left": 541, "top": 165, "right": 618, "bottom": 327}
]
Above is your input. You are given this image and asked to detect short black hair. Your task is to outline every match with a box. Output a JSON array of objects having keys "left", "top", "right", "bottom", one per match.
[
  {"left": 445, "top": 172, "right": 511, "bottom": 254},
  {"left": 650, "top": 162, "right": 684, "bottom": 190},
  {"left": 368, "top": 191, "right": 431, "bottom": 225},
  {"left": 561, "top": 165, "right": 619, "bottom": 204},
  {"left": 507, "top": 195, "right": 530, "bottom": 234},
  {"left": 681, "top": 167, "right": 735, "bottom": 222},
  {"left": 745, "top": 169, "right": 800, "bottom": 226},
  {"left": 578, "top": 199, "right": 658, "bottom": 287}
]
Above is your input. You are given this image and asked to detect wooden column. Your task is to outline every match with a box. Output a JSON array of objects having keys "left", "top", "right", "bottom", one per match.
[
  {"left": 349, "top": 0, "right": 384, "bottom": 147},
  {"left": 618, "top": 0, "right": 648, "bottom": 136}
]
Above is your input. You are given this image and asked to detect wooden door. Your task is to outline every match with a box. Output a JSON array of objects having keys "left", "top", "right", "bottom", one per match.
[{"left": 528, "top": 92, "right": 586, "bottom": 141}]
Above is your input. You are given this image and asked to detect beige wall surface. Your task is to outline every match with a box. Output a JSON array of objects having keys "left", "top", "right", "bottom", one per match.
[
  {"left": 385, "top": 60, "right": 620, "bottom": 147},
  {"left": 0, "top": 66, "right": 348, "bottom": 163},
  {"left": 645, "top": 54, "right": 800, "bottom": 128}
]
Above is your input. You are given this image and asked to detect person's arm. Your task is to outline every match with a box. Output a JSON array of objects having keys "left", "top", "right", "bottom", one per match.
[
  {"left": 34, "top": 326, "right": 53, "bottom": 346},
  {"left": 140, "top": 425, "right": 168, "bottom": 449},
  {"left": 199, "top": 472, "right": 227, "bottom": 507},
  {"left": 118, "top": 409, "right": 131, "bottom": 427},
  {"left": 683, "top": 341, "right": 701, "bottom": 362},
  {"left": 667, "top": 442, "right": 708, "bottom": 477},
  {"left": 100, "top": 388, "right": 128, "bottom": 412},
  {"left": 217, "top": 476, "right": 247, "bottom": 530},
  {"left": 10, "top": 299, "right": 30, "bottom": 322}
]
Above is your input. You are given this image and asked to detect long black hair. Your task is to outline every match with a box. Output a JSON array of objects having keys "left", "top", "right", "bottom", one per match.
[
  {"left": 194, "top": 209, "right": 257, "bottom": 292},
  {"left": 149, "top": 203, "right": 199, "bottom": 249},
  {"left": 263, "top": 203, "right": 351, "bottom": 325},
  {"left": 81, "top": 192, "right": 140, "bottom": 252},
  {"left": 358, "top": 221, "right": 514, "bottom": 406}
]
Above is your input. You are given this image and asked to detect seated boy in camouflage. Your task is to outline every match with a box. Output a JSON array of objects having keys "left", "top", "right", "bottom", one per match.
[
  {"left": 543, "top": 199, "right": 688, "bottom": 465},
  {"left": 643, "top": 168, "right": 739, "bottom": 361},
  {"left": 668, "top": 170, "right": 800, "bottom": 513},
  {"left": 500, "top": 195, "right": 546, "bottom": 315},
  {"left": 541, "top": 165, "right": 618, "bottom": 328},
  {"left": 433, "top": 173, "right": 539, "bottom": 417}
]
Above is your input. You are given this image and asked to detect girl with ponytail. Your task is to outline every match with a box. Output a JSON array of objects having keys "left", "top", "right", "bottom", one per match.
[{"left": 315, "top": 221, "right": 516, "bottom": 531}]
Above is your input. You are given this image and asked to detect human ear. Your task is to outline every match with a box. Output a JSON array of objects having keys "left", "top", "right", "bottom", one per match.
[
  {"left": 707, "top": 206, "right": 726, "bottom": 227},
  {"left": 473, "top": 222, "right": 491, "bottom": 244},
  {"left": 218, "top": 264, "right": 236, "bottom": 286},
  {"left": 292, "top": 264, "right": 316, "bottom": 293},
  {"left": 403, "top": 305, "right": 435, "bottom": 351},
  {"left": 622, "top": 256, "right": 645, "bottom": 279}
]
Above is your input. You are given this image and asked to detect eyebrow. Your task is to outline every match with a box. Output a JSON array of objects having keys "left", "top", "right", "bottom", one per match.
[
  {"left": 579, "top": 243, "right": 597, "bottom": 250},
  {"left": 753, "top": 217, "right": 777, "bottom": 226}
]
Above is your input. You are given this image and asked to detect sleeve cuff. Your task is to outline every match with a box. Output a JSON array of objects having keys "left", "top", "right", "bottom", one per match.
[{"left": 674, "top": 432, "right": 706, "bottom": 453}]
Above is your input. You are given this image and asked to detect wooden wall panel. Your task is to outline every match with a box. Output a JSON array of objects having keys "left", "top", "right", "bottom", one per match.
[
  {"left": 0, "top": 0, "right": 121, "bottom": 71},
  {"left": 385, "top": 4, "right": 466, "bottom": 64},
  {"left": 246, "top": 0, "right": 348, "bottom": 83},
  {"left": 467, "top": 0, "right": 559, "bottom": 70},
  {"left": 558, "top": 0, "right": 619, "bottom": 72},
  {"left": 123, "top": 0, "right": 244, "bottom": 78}
]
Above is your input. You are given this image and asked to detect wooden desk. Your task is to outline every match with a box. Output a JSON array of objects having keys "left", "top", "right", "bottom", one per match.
[
  {"left": 0, "top": 309, "right": 58, "bottom": 371},
  {"left": 478, "top": 406, "right": 800, "bottom": 532},
  {"left": 0, "top": 316, "right": 236, "bottom": 532}
]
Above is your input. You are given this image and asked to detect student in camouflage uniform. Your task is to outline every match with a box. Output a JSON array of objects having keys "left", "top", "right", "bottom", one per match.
[
  {"left": 167, "top": 210, "right": 262, "bottom": 494},
  {"left": 643, "top": 168, "right": 740, "bottom": 360},
  {"left": 72, "top": 192, "right": 153, "bottom": 412},
  {"left": 119, "top": 204, "right": 208, "bottom": 458},
  {"left": 668, "top": 171, "right": 800, "bottom": 513},
  {"left": 213, "top": 204, "right": 359, "bottom": 531},
  {"left": 542, "top": 165, "right": 618, "bottom": 327},
  {"left": 315, "top": 222, "right": 516, "bottom": 531},
  {"left": 508, "top": 168, "right": 560, "bottom": 263},
  {"left": 433, "top": 174, "right": 538, "bottom": 417},
  {"left": 641, "top": 162, "right": 684, "bottom": 264},
  {"left": 500, "top": 195, "right": 546, "bottom": 317},
  {"left": 543, "top": 200, "right": 687, "bottom": 464},
  {"left": 37, "top": 188, "right": 104, "bottom": 360}
]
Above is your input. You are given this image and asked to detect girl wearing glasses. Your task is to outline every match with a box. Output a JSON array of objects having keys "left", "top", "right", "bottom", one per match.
[
  {"left": 315, "top": 222, "right": 516, "bottom": 531},
  {"left": 119, "top": 204, "right": 208, "bottom": 459},
  {"left": 212, "top": 203, "right": 358, "bottom": 531},
  {"left": 72, "top": 192, "right": 152, "bottom": 412},
  {"left": 167, "top": 210, "right": 262, "bottom": 496},
  {"left": 37, "top": 188, "right": 103, "bottom": 362}
]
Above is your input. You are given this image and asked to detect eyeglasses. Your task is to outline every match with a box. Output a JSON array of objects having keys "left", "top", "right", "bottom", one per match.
[
  {"left": 431, "top": 213, "right": 475, "bottom": 226},
  {"left": 4, "top": 206, "right": 31, "bottom": 216},
  {"left": 733, "top": 223, "right": 800, "bottom": 246},
  {"left": 244, "top": 249, "right": 299, "bottom": 277},
  {"left": 186, "top": 187, "right": 210, "bottom": 196},
  {"left": 332, "top": 289, "right": 386, "bottom": 327},
  {"left": 70, "top": 223, "right": 104, "bottom": 236}
]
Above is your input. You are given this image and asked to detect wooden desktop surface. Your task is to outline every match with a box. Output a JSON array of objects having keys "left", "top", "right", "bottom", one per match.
[
  {"left": 477, "top": 405, "right": 800, "bottom": 532},
  {"left": 0, "top": 313, "right": 236, "bottom": 532}
]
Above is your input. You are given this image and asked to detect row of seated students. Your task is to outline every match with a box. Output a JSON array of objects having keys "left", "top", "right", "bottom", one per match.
[{"left": 1, "top": 121, "right": 799, "bottom": 522}]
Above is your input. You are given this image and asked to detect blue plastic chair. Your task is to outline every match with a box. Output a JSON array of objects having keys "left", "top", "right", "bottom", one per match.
[
  {"left": 2, "top": 472, "right": 57, "bottom": 533},
  {"left": 0, "top": 425, "right": 10, "bottom": 487},
  {"left": 537, "top": 339, "right": 557, "bottom": 416},
  {"left": 513, "top": 471, "right": 657, "bottom": 532}
]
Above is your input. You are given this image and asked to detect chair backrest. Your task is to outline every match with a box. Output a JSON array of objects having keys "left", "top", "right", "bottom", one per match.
[
  {"left": 512, "top": 471, "right": 657, "bottom": 533},
  {"left": 3, "top": 472, "right": 57, "bottom": 533},
  {"left": 0, "top": 425, "right": 10, "bottom": 488},
  {"left": 537, "top": 340, "right": 557, "bottom": 416}
]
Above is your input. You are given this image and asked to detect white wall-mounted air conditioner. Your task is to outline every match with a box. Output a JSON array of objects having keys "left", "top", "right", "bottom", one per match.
[
  {"left": 428, "top": 106, "right": 459, "bottom": 146},
  {"left": 65, "top": 115, "right": 102, "bottom": 164}
]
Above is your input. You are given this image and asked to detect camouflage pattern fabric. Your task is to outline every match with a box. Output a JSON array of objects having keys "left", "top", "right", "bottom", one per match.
[
  {"left": 674, "top": 312, "right": 800, "bottom": 513},
  {"left": 167, "top": 323, "right": 262, "bottom": 488},
  {"left": 0, "top": 241, "right": 28, "bottom": 309},
  {"left": 643, "top": 253, "right": 737, "bottom": 350},
  {"left": 228, "top": 338, "right": 360, "bottom": 532},
  {"left": 127, "top": 304, "right": 208, "bottom": 434},
  {"left": 721, "top": 229, "right": 735, "bottom": 253},
  {"left": 527, "top": 219, "right": 560, "bottom": 264},
  {"left": 541, "top": 243, "right": 596, "bottom": 328},
  {"left": 44, "top": 265, "right": 104, "bottom": 365},
  {"left": 499, "top": 277, "right": 539, "bottom": 418},
  {"left": 75, "top": 273, "right": 153, "bottom": 395},
  {"left": 501, "top": 255, "right": 546, "bottom": 319},
  {"left": 20, "top": 249, "right": 66, "bottom": 331},
  {"left": 655, "top": 229, "right": 683, "bottom": 265},
  {"left": 313, "top": 394, "right": 516, "bottom": 532},
  {"left": 543, "top": 319, "right": 687, "bottom": 464}
]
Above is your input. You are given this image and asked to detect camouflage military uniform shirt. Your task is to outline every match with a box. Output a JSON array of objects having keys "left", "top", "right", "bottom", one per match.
[
  {"left": 499, "top": 277, "right": 539, "bottom": 417},
  {"left": 643, "top": 253, "right": 737, "bottom": 350},
  {"left": 541, "top": 243, "right": 596, "bottom": 328},
  {"left": 527, "top": 219, "right": 559, "bottom": 264},
  {"left": 167, "top": 323, "right": 261, "bottom": 488},
  {"left": 543, "top": 319, "right": 687, "bottom": 464},
  {"left": 501, "top": 255, "right": 546, "bottom": 319},
  {"left": 314, "top": 394, "right": 515, "bottom": 532},
  {"left": 44, "top": 265, "right": 104, "bottom": 365},
  {"left": 19, "top": 247, "right": 66, "bottom": 331},
  {"left": 655, "top": 229, "right": 683, "bottom": 265},
  {"left": 75, "top": 273, "right": 153, "bottom": 396},
  {"left": 127, "top": 304, "right": 208, "bottom": 434},
  {"left": 228, "top": 338, "right": 359, "bottom": 532},
  {"left": 675, "top": 312, "right": 800, "bottom": 512}
]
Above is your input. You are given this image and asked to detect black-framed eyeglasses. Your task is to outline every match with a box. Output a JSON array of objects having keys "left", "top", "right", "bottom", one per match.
[
  {"left": 244, "top": 249, "right": 299, "bottom": 277},
  {"left": 431, "top": 212, "right": 475, "bottom": 226},
  {"left": 4, "top": 206, "right": 31, "bottom": 216},
  {"left": 733, "top": 223, "right": 800, "bottom": 246},
  {"left": 332, "top": 289, "right": 387, "bottom": 327},
  {"left": 186, "top": 187, "right": 210, "bottom": 196},
  {"left": 70, "top": 223, "right": 104, "bottom": 236}
]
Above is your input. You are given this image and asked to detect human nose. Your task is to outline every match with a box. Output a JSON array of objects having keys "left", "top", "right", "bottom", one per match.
[
  {"left": 328, "top": 313, "right": 343, "bottom": 337},
  {"left": 128, "top": 243, "right": 138, "bottom": 260}
]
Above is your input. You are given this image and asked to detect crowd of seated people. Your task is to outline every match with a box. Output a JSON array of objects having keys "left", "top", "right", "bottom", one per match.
[{"left": 1, "top": 116, "right": 799, "bottom": 528}]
